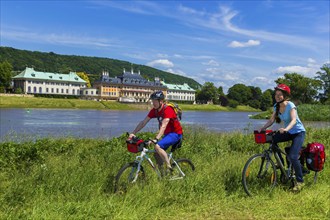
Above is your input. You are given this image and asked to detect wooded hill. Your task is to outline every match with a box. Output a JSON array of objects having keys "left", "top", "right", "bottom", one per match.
[{"left": 0, "top": 47, "right": 201, "bottom": 89}]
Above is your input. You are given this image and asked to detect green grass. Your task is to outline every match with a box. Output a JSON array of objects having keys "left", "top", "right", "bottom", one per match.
[
  {"left": 0, "top": 95, "right": 141, "bottom": 110},
  {"left": 1, "top": 127, "right": 329, "bottom": 219},
  {"left": 250, "top": 104, "right": 330, "bottom": 122}
]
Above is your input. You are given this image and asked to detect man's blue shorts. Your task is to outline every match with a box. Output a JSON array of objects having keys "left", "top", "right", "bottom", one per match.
[{"left": 157, "top": 133, "right": 182, "bottom": 150}]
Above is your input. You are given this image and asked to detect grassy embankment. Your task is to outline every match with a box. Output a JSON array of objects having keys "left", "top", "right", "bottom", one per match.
[
  {"left": 0, "top": 127, "right": 329, "bottom": 219},
  {"left": 0, "top": 95, "right": 260, "bottom": 112},
  {"left": 250, "top": 104, "right": 330, "bottom": 122}
]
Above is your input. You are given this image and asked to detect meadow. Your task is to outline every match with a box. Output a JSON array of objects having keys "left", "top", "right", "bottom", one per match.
[{"left": 0, "top": 127, "right": 329, "bottom": 219}]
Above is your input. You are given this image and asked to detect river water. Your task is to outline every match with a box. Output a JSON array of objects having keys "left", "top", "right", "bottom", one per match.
[{"left": 0, "top": 108, "right": 328, "bottom": 142}]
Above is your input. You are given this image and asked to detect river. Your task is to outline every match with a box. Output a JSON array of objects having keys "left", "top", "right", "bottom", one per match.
[{"left": 0, "top": 108, "right": 328, "bottom": 142}]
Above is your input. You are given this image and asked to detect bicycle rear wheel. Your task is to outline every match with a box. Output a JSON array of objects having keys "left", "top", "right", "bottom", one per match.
[
  {"left": 242, "top": 153, "right": 277, "bottom": 196},
  {"left": 114, "top": 162, "right": 145, "bottom": 193},
  {"left": 170, "top": 158, "right": 195, "bottom": 180}
]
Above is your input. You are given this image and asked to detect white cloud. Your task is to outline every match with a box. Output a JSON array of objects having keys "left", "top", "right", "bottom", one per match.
[
  {"left": 252, "top": 76, "right": 273, "bottom": 84},
  {"left": 202, "top": 60, "right": 220, "bottom": 66},
  {"left": 307, "top": 58, "right": 316, "bottom": 63},
  {"left": 274, "top": 65, "right": 319, "bottom": 78},
  {"left": 205, "top": 67, "right": 220, "bottom": 74},
  {"left": 166, "top": 68, "right": 187, "bottom": 76},
  {"left": 157, "top": 53, "right": 169, "bottom": 58},
  {"left": 147, "top": 59, "right": 174, "bottom": 68},
  {"left": 228, "top": 40, "right": 261, "bottom": 48},
  {"left": 2, "top": 28, "right": 115, "bottom": 48}
]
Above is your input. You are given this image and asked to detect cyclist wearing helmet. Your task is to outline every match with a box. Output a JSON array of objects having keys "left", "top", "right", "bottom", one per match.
[
  {"left": 260, "top": 84, "right": 306, "bottom": 192},
  {"left": 129, "top": 91, "right": 183, "bottom": 172}
]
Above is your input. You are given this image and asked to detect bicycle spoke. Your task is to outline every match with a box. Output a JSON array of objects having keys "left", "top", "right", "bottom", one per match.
[
  {"left": 242, "top": 154, "right": 277, "bottom": 196},
  {"left": 114, "top": 162, "right": 145, "bottom": 193}
]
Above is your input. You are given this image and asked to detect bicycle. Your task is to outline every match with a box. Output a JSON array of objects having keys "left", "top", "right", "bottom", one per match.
[
  {"left": 114, "top": 136, "right": 195, "bottom": 193},
  {"left": 242, "top": 130, "right": 300, "bottom": 196}
]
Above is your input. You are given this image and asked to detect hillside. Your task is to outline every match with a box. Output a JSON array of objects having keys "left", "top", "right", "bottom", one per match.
[{"left": 0, "top": 46, "right": 201, "bottom": 89}]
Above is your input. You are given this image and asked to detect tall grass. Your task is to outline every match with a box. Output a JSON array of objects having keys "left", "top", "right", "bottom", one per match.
[{"left": 0, "top": 128, "right": 329, "bottom": 219}]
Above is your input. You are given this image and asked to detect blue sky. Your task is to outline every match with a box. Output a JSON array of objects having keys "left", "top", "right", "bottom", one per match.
[{"left": 1, "top": 0, "right": 329, "bottom": 92}]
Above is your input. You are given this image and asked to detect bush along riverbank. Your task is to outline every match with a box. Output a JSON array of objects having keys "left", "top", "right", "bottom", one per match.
[
  {"left": 0, "top": 127, "right": 329, "bottom": 219},
  {"left": 250, "top": 104, "right": 330, "bottom": 121}
]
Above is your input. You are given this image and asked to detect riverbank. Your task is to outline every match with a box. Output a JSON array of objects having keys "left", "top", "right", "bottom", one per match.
[
  {"left": 250, "top": 104, "right": 330, "bottom": 121},
  {"left": 0, "top": 127, "right": 329, "bottom": 219},
  {"left": 0, "top": 95, "right": 259, "bottom": 112}
]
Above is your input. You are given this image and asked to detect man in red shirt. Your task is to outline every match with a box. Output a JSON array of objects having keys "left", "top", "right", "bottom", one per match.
[{"left": 129, "top": 91, "right": 183, "bottom": 171}]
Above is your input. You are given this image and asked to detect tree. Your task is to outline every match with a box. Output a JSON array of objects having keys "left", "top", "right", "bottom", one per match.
[
  {"left": 195, "top": 82, "right": 219, "bottom": 104},
  {"left": 227, "top": 84, "right": 252, "bottom": 105},
  {"left": 275, "top": 73, "right": 321, "bottom": 104},
  {"left": 219, "top": 95, "right": 229, "bottom": 106},
  {"left": 260, "top": 89, "right": 273, "bottom": 111},
  {"left": 315, "top": 63, "right": 330, "bottom": 103},
  {"left": 0, "top": 61, "right": 13, "bottom": 88},
  {"left": 76, "top": 72, "right": 91, "bottom": 88}
]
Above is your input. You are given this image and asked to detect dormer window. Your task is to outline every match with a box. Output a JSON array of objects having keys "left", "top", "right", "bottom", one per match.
[
  {"left": 59, "top": 77, "right": 63, "bottom": 79},
  {"left": 49, "top": 76, "right": 53, "bottom": 78},
  {"left": 31, "top": 73, "right": 35, "bottom": 77}
]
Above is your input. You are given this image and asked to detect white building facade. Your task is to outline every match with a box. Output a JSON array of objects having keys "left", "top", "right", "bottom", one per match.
[
  {"left": 161, "top": 81, "right": 195, "bottom": 103},
  {"left": 13, "top": 67, "right": 86, "bottom": 95}
]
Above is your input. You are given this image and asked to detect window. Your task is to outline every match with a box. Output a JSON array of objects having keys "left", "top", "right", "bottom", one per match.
[
  {"left": 46, "top": 88, "right": 49, "bottom": 93},
  {"left": 72, "top": 89, "right": 75, "bottom": 95},
  {"left": 61, "top": 89, "right": 64, "bottom": 93},
  {"left": 33, "top": 87, "right": 37, "bottom": 93},
  {"left": 28, "top": 86, "right": 31, "bottom": 93},
  {"left": 39, "top": 87, "right": 42, "bottom": 93},
  {"left": 66, "top": 89, "right": 69, "bottom": 94},
  {"left": 56, "top": 88, "right": 59, "bottom": 93},
  {"left": 51, "top": 88, "right": 54, "bottom": 93}
]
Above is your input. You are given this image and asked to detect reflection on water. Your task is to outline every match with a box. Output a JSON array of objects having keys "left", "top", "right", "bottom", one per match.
[{"left": 0, "top": 108, "right": 328, "bottom": 142}]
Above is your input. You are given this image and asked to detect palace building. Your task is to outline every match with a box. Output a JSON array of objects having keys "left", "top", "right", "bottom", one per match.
[
  {"left": 12, "top": 67, "right": 86, "bottom": 95},
  {"left": 12, "top": 67, "right": 196, "bottom": 103},
  {"left": 93, "top": 69, "right": 166, "bottom": 102},
  {"left": 161, "top": 81, "right": 195, "bottom": 103}
]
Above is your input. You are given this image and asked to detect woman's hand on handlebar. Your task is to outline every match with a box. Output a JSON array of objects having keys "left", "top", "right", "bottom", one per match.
[{"left": 278, "top": 128, "right": 288, "bottom": 134}]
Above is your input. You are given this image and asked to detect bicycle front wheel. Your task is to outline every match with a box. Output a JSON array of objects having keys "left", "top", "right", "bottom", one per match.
[
  {"left": 242, "top": 153, "right": 277, "bottom": 196},
  {"left": 114, "top": 162, "right": 145, "bottom": 193},
  {"left": 171, "top": 158, "right": 195, "bottom": 180}
]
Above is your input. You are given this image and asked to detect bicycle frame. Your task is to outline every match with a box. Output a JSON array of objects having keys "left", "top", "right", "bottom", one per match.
[
  {"left": 265, "top": 142, "right": 293, "bottom": 182},
  {"left": 130, "top": 147, "right": 186, "bottom": 182}
]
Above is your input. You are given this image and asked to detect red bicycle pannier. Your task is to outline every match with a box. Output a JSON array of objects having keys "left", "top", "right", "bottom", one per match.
[
  {"left": 254, "top": 130, "right": 272, "bottom": 144},
  {"left": 126, "top": 138, "right": 145, "bottom": 153},
  {"left": 303, "top": 142, "right": 326, "bottom": 172}
]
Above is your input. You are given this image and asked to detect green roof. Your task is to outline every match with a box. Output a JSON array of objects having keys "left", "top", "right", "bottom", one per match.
[
  {"left": 161, "top": 81, "right": 195, "bottom": 91},
  {"left": 13, "top": 67, "right": 86, "bottom": 84}
]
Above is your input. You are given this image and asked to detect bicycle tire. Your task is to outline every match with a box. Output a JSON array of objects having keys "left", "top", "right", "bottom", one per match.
[
  {"left": 242, "top": 153, "right": 277, "bottom": 196},
  {"left": 170, "top": 158, "right": 195, "bottom": 180},
  {"left": 113, "top": 162, "right": 145, "bottom": 193}
]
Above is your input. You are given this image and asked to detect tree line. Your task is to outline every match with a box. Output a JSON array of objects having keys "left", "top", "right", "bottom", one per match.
[
  {"left": 195, "top": 63, "right": 329, "bottom": 110},
  {"left": 0, "top": 46, "right": 201, "bottom": 89}
]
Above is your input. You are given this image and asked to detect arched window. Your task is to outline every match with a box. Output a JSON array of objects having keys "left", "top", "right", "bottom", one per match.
[
  {"left": 33, "top": 87, "right": 37, "bottom": 93},
  {"left": 39, "top": 87, "right": 42, "bottom": 93},
  {"left": 28, "top": 86, "right": 31, "bottom": 93}
]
